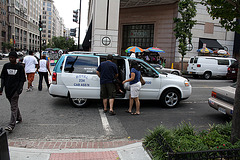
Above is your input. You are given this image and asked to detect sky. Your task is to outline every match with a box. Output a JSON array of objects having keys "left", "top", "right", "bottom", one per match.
[{"left": 54, "top": 0, "right": 89, "bottom": 43}]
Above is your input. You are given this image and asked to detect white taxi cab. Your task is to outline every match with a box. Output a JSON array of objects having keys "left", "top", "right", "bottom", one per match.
[{"left": 49, "top": 52, "right": 192, "bottom": 108}]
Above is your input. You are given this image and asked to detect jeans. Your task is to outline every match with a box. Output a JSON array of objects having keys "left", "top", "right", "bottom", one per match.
[
  {"left": 38, "top": 72, "right": 50, "bottom": 91},
  {"left": 8, "top": 91, "right": 22, "bottom": 129}
]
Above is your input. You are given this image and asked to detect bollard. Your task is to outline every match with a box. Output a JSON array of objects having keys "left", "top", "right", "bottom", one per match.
[{"left": 0, "top": 128, "right": 10, "bottom": 160}]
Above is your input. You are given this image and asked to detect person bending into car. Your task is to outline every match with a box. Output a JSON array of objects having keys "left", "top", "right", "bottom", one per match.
[
  {"left": 122, "top": 61, "right": 141, "bottom": 115},
  {"left": 96, "top": 54, "right": 118, "bottom": 116},
  {"left": 0, "top": 51, "right": 26, "bottom": 132}
]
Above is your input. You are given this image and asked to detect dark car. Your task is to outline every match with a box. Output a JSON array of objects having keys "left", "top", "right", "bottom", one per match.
[{"left": 226, "top": 61, "right": 238, "bottom": 82}]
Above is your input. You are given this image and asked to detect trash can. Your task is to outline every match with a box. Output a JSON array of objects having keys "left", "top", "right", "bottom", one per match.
[{"left": 0, "top": 128, "right": 10, "bottom": 160}]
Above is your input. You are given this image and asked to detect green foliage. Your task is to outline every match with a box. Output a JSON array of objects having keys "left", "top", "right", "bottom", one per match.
[
  {"left": 47, "top": 36, "right": 76, "bottom": 51},
  {"left": 173, "top": 0, "right": 197, "bottom": 57},
  {"left": 201, "top": 0, "right": 240, "bottom": 34},
  {"left": 144, "top": 121, "right": 240, "bottom": 160},
  {"left": 2, "top": 42, "right": 13, "bottom": 50}
]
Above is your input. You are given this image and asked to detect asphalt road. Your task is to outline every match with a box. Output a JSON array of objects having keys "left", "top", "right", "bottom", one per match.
[{"left": 0, "top": 58, "right": 232, "bottom": 141}]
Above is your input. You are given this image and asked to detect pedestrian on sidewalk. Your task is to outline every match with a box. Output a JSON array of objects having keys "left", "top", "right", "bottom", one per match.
[
  {"left": 122, "top": 61, "right": 141, "bottom": 115},
  {"left": 96, "top": 54, "right": 118, "bottom": 115},
  {"left": 0, "top": 51, "right": 26, "bottom": 132},
  {"left": 37, "top": 54, "right": 51, "bottom": 91},
  {"left": 23, "top": 50, "right": 38, "bottom": 92}
]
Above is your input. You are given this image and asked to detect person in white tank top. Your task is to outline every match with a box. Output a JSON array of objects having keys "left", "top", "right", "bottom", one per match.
[{"left": 37, "top": 55, "right": 51, "bottom": 91}]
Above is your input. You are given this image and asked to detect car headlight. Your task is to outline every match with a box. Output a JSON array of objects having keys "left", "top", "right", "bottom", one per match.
[{"left": 184, "top": 80, "right": 190, "bottom": 87}]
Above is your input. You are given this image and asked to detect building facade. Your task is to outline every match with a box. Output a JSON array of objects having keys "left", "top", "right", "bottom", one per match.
[
  {"left": 42, "top": 0, "right": 65, "bottom": 44},
  {"left": 28, "top": 0, "right": 43, "bottom": 51},
  {"left": 84, "top": 0, "right": 237, "bottom": 69},
  {"left": 0, "top": 0, "right": 10, "bottom": 53}
]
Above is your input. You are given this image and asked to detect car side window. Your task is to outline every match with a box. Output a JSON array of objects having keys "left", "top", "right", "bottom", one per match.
[
  {"left": 138, "top": 61, "right": 157, "bottom": 77},
  {"left": 217, "top": 59, "right": 229, "bottom": 65},
  {"left": 64, "top": 56, "right": 98, "bottom": 74}
]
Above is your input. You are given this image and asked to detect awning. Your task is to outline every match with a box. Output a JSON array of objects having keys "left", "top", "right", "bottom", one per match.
[
  {"left": 199, "top": 38, "right": 224, "bottom": 50},
  {"left": 82, "top": 21, "right": 92, "bottom": 51}
]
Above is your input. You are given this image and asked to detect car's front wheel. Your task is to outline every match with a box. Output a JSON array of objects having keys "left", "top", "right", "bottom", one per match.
[
  {"left": 160, "top": 89, "right": 180, "bottom": 108},
  {"left": 69, "top": 98, "right": 88, "bottom": 108}
]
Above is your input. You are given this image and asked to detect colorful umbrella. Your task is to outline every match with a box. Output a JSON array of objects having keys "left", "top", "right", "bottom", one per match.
[
  {"left": 214, "top": 50, "right": 230, "bottom": 56},
  {"left": 52, "top": 48, "right": 61, "bottom": 51},
  {"left": 125, "top": 46, "right": 144, "bottom": 53},
  {"left": 146, "top": 47, "right": 165, "bottom": 53},
  {"left": 197, "top": 48, "right": 213, "bottom": 54}
]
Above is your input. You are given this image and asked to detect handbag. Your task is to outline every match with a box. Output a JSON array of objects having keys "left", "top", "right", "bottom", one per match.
[{"left": 140, "top": 75, "right": 145, "bottom": 85}]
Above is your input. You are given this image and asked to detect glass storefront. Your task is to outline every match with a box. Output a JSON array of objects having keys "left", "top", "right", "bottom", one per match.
[{"left": 122, "top": 24, "right": 154, "bottom": 53}]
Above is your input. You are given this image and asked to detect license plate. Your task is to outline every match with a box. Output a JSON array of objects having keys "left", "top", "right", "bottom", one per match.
[
  {"left": 232, "top": 71, "right": 236, "bottom": 73},
  {"left": 218, "top": 107, "right": 226, "bottom": 114}
]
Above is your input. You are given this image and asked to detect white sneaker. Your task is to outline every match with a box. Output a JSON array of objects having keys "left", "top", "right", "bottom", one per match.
[{"left": 26, "top": 88, "right": 32, "bottom": 92}]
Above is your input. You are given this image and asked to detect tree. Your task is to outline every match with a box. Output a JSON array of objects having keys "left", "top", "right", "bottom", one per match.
[
  {"left": 201, "top": 0, "right": 240, "bottom": 144},
  {"left": 47, "top": 36, "right": 76, "bottom": 51},
  {"left": 173, "top": 0, "right": 197, "bottom": 72}
]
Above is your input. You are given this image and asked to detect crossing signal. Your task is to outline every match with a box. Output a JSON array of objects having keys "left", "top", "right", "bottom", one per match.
[
  {"left": 39, "top": 20, "right": 43, "bottom": 31},
  {"left": 73, "top": 10, "right": 78, "bottom": 23},
  {"left": 70, "top": 28, "right": 76, "bottom": 37}
]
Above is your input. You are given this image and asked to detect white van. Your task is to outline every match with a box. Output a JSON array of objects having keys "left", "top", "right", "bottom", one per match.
[
  {"left": 187, "top": 56, "right": 237, "bottom": 79},
  {"left": 49, "top": 53, "right": 192, "bottom": 108}
]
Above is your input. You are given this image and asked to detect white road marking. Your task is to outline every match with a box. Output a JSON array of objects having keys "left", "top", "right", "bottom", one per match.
[{"left": 99, "top": 108, "right": 113, "bottom": 136}]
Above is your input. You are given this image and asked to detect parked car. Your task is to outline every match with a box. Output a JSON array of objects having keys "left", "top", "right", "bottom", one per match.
[
  {"left": 187, "top": 56, "right": 237, "bottom": 79},
  {"left": 0, "top": 52, "right": 2, "bottom": 60},
  {"left": 226, "top": 61, "right": 238, "bottom": 82},
  {"left": 150, "top": 63, "right": 182, "bottom": 75},
  {"left": 49, "top": 52, "right": 192, "bottom": 108},
  {"left": 208, "top": 83, "right": 236, "bottom": 116},
  {"left": 2, "top": 52, "right": 9, "bottom": 58}
]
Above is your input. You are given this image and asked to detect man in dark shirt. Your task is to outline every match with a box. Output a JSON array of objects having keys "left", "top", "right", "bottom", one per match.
[
  {"left": 96, "top": 54, "right": 118, "bottom": 115},
  {"left": 0, "top": 51, "right": 26, "bottom": 132}
]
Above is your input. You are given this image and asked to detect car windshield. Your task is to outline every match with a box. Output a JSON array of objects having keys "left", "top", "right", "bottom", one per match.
[{"left": 230, "top": 83, "right": 237, "bottom": 88}]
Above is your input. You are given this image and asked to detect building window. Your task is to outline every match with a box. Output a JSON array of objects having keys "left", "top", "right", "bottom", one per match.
[
  {"left": 2, "top": 31, "right": 6, "bottom": 37},
  {"left": 122, "top": 24, "right": 154, "bottom": 52}
]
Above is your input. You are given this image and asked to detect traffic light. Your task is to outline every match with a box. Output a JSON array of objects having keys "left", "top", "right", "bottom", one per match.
[
  {"left": 73, "top": 10, "right": 78, "bottom": 23},
  {"left": 39, "top": 20, "right": 43, "bottom": 31},
  {"left": 70, "top": 28, "right": 76, "bottom": 37}
]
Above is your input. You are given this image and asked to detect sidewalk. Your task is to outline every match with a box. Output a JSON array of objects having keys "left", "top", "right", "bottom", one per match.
[{"left": 8, "top": 139, "right": 151, "bottom": 160}]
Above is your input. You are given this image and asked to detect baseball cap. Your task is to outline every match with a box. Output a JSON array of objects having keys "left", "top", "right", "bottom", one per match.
[{"left": 9, "top": 51, "right": 18, "bottom": 58}]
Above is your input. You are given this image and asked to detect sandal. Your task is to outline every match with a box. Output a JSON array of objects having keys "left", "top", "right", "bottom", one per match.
[
  {"left": 131, "top": 112, "right": 140, "bottom": 115},
  {"left": 125, "top": 110, "right": 132, "bottom": 113},
  {"left": 109, "top": 111, "right": 116, "bottom": 116},
  {"left": 103, "top": 110, "right": 108, "bottom": 113},
  {"left": 5, "top": 126, "right": 13, "bottom": 132}
]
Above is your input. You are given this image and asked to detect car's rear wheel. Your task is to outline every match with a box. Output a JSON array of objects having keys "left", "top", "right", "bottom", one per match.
[
  {"left": 171, "top": 71, "right": 179, "bottom": 75},
  {"left": 69, "top": 98, "right": 88, "bottom": 108},
  {"left": 203, "top": 72, "right": 211, "bottom": 80},
  {"left": 160, "top": 89, "right": 180, "bottom": 108}
]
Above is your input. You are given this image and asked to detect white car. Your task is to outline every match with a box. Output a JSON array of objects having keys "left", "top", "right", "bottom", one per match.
[
  {"left": 49, "top": 53, "right": 192, "bottom": 108},
  {"left": 187, "top": 56, "right": 236, "bottom": 79},
  {"left": 150, "top": 63, "right": 182, "bottom": 75},
  {"left": 208, "top": 83, "right": 236, "bottom": 116}
]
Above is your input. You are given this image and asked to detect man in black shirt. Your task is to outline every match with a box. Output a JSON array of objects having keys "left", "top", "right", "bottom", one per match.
[
  {"left": 96, "top": 54, "right": 118, "bottom": 115},
  {"left": 0, "top": 51, "right": 26, "bottom": 132}
]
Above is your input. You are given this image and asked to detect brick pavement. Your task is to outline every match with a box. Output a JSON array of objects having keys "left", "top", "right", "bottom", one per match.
[
  {"left": 8, "top": 139, "right": 142, "bottom": 149},
  {"left": 49, "top": 151, "right": 120, "bottom": 160}
]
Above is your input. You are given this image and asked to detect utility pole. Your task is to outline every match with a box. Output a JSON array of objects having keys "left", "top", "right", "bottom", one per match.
[
  {"left": 39, "top": 15, "right": 43, "bottom": 57},
  {"left": 78, "top": 0, "right": 82, "bottom": 50}
]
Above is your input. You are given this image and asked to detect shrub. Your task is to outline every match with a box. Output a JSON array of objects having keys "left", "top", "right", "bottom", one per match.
[{"left": 143, "top": 122, "right": 240, "bottom": 160}]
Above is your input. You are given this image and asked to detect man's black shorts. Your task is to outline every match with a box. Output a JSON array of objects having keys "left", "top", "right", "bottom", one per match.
[{"left": 100, "top": 83, "right": 116, "bottom": 99}]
